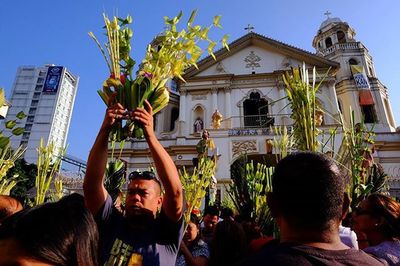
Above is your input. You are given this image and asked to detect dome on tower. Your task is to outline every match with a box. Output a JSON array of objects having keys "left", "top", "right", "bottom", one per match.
[{"left": 319, "top": 17, "right": 343, "bottom": 30}]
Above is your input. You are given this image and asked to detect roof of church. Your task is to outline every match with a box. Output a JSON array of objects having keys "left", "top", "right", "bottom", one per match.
[
  {"left": 183, "top": 31, "right": 339, "bottom": 78},
  {"left": 319, "top": 17, "right": 343, "bottom": 30}
]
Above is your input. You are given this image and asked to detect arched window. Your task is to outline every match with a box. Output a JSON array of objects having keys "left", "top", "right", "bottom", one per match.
[
  {"left": 361, "top": 105, "right": 377, "bottom": 123},
  {"left": 349, "top": 58, "right": 358, "bottom": 65},
  {"left": 325, "top": 37, "right": 333, "bottom": 48},
  {"left": 337, "top": 31, "right": 346, "bottom": 43},
  {"left": 243, "top": 92, "right": 272, "bottom": 127}
]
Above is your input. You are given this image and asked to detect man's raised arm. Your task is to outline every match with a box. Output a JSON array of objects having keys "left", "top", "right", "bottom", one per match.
[
  {"left": 83, "top": 103, "right": 127, "bottom": 214},
  {"left": 133, "top": 100, "right": 183, "bottom": 222}
]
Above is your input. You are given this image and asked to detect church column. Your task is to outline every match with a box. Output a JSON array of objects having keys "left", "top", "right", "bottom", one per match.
[
  {"left": 212, "top": 87, "right": 218, "bottom": 111},
  {"left": 277, "top": 81, "right": 289, "bottom": 126},
  {"left": 327, "top": 79, "right": 340, "bottom": 125},
  {"left": 224, "top": 87, "right": 232, "bottom": 128},
  {"left": 178, "top": 88, "right": 187, "bottom": 136}
]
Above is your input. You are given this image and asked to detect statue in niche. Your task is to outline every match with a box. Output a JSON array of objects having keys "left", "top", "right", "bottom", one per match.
[
  {"left": 212, "top": 109, "right": 223, "bottom": 129},
  {"left": 194, "top": 117, "right": 204, "bottom": 133}
]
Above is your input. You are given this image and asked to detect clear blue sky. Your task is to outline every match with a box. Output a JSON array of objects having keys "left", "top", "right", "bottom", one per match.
[{"left": 1, "top": 0, "right": 399, "bottom": 161}]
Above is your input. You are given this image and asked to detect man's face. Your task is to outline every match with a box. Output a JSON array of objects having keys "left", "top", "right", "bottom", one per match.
[
  {"left": 203, "top": 214, "right": 218, "bottom": 231},
  {"left": 125, "top": 179, "right": 162, "bottom": 218}
]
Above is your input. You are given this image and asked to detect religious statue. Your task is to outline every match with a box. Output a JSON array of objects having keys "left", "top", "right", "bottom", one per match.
[
  {"left": 266, "top": 139, "right": 273, "bottom": 154},
  {"left": 315, "top": 110, "right": 324, "bottom": 126},
  {"left": 194, "top": 117, "right": 204, "bottom": 133},
  {"left": 196, "top": 130, "right": 216, "bottom": 158},
  {"left": 212, "top": 109, "right": 223, "bottom": 129}
]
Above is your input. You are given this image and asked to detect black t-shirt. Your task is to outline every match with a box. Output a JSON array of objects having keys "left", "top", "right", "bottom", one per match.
[
  {"left": 96, "top": 195, "right": 184, "bottom": 266},
  {"left": 239, "top": 241, "right": 387, "bottom": 266}
]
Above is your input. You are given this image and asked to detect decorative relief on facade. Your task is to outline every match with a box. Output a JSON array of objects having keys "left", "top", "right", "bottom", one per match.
[
  {"left": 216, "top": 62, "right": 227, "bottom": 73},
  {"left": 232, "top": 140, "right": 257, "bottom": 158},
  {"left": 244, "top": 51, "right": 261, "bottom": 70},
  {"left": 192, "top": 95, "right": 207, "bottom": 100}
]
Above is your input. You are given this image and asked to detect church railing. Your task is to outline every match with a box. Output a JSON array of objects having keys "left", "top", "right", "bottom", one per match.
[
  {"left": 227, "top": 114, "right": 291, "bottom": 129},
  {"left": 321, "top": 42, "right": 365, "bottom": 56}
]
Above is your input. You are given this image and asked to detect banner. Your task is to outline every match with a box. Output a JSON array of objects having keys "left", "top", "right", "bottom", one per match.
[
  {"left": 350, "top": 65, "right": 374, "bottom": 106},
  {"left": 43, "top": 66, "right": 63, "bottom": 93}
]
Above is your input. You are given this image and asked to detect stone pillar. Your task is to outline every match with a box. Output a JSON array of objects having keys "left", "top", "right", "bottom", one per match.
[
  {"left": 224, "top": 87, "right": 232, "bottom": 128},
  {"left": 212, "top": 87, "right": 218, "bottom": 112},
  {"left": 178, "top": 88, "right": 187, "bottom": 136}
]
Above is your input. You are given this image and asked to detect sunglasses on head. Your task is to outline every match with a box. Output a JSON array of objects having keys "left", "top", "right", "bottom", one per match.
[{"left": 128, "top": 170, "right": 157, "bottom": 181}]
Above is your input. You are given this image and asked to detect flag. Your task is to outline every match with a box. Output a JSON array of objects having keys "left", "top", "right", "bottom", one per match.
[{"left": 350, "top": 65, "right": 374, "bottom": 106}]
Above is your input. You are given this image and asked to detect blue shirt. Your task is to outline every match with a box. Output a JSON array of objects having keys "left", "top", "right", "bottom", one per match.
[{"left": 97, "top": 195, "right": 184, "bottom": 266}]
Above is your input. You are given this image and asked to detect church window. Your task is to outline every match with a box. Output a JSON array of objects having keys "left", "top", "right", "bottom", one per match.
[
  {"left": 325, "top": 37, "right": 333, "bottom": 48},
  {"left": 349, "top": 58, "right": 358, "bottom": 65},
  {"left": 243, "top": 92, "right": 272, "bottom": 127},
  {"left": 170, "top": 107, "right": 179, "bottom": 131},
  {"left": 361, "top": 105, "right": 377, "bottom": 123},
  {"left": 337, "top": 31, "right": 346, "bottom": 43}
]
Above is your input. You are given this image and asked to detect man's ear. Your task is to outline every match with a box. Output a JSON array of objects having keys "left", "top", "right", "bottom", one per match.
[
  {"left": 341, "top": 192, "right": 350, "bottom": 220},
  {"left": 267, "top": 192, "right": 279, "bottom": 218},
  {"left": 158, "top": 196, "right": 163, "bottom": 208}
]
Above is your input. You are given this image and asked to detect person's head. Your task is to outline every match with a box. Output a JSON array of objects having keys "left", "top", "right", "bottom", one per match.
[
  {"left": 268, "top": 152, "right": 348, "bottom": 232},
  {"left": 210, "top": 220, "right": 247, "bottom": 266},
  {"left": 352, "top": 193, "right": 400, "bottom": 239},
  {"left": 203, "top": 205, "right": 219, "bottom": 232},
  {"left": 184, "top": 213, "right": 201, "bottom": 245},
  {"left": 202, "top": 130, "right": 209, "bottom": 140},
  {"left": 0, "top": 193, "right": 98, "bottom": 266},
  {"left": 125, "top": 170, "right": 163, "bottom": 219},
  {"left": 0, "top": 195, "right": 23, "bottom": 224},
  {"left": 220, "top": 207, "right": 234, "bottom": 221}
]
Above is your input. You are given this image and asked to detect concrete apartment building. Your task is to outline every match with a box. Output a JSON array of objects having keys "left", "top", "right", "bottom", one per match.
[{"left": 3, "top": 65, "right": 78, "bottom": 163}]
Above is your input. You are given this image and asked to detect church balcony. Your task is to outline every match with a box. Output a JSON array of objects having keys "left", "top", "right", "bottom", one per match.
[
  {"left": 320, "top": 42, "right": 366, "bottom": 57},
  {"left": 225, "top": 114, "right": 290, "bottom": 129}
]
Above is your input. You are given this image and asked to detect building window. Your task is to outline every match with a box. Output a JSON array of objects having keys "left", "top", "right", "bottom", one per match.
[
  {"left": 37, "top": 77, "right": 44, "bottom": 83},
  {"left": 361, "top": 105, "right": 377, "bottom": 123},
  {"left": 24, "top": 124, "right": 32, "bottom": 131},
  {"left": 31, "top": 100, "right": 39, "bottom": 106},
  {"left": 325, "top": 37, "right": 333, "bottom": 48},
  {"left": 243, "top": 92, "right": 273, "bottom": 127},
  {"left": 29, "top": 108, "right": 36, "bottom": 115},
  {"left": 27, "top": 116, "right": 34, "bottom": 123},
  {"left": 337, "top": 31, "right": 346, "bottom": 43},
  {"left": 349, "top": 58, "right": 358, "bottom": 65}
]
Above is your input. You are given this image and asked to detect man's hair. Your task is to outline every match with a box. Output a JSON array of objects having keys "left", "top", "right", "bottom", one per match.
[
  {"left": 203, "top": 205, "right": 220, "bottom": 217},
  {"left": 272, "top": 152, "right": 345, "bottom": 231},
  {"left": 0, "top": 193, "right": 99, "bottom": 266},
  {"left": 0, "top": 195, "right": 22, "bottom": 223},
  {"left": 128, "top": 170, "right": 162, "bottom": 195}
]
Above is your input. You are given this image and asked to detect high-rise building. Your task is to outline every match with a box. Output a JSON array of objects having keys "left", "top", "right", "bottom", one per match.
[{"left": 3, "top": 65, "right": 78, "bottom": 163}]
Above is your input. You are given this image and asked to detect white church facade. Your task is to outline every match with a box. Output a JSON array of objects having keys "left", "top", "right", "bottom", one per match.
[{"left": 117, "top": 16, "right": 400, "bottom": 199}]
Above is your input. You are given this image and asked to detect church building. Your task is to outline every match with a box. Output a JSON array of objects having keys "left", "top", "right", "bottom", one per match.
[{"left": 118, "top": 15, "right": 400, "bottom": 199}]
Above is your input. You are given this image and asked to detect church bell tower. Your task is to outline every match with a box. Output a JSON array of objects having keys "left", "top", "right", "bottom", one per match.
[{"left": 313, "top": 13, "right": 396, "bottom": 132}]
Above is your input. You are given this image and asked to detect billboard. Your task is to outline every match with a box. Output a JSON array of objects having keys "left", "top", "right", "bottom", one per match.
[{"left": 43, "top": 66, "right": 63, "bottom": 93}]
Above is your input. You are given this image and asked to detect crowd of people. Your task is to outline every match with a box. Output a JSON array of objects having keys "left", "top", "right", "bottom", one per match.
[{"left": 0, "top": 102, "right": 399, "bottom": 265}]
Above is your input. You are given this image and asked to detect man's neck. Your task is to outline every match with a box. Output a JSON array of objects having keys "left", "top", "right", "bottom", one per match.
[{"left": 279, "top": 222, "right": 349, "bottom": 250}]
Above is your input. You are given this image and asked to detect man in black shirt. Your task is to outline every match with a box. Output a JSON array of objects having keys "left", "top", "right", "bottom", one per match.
[{"left": 241, "top": 152, "right": 385, "bottom": 266}]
